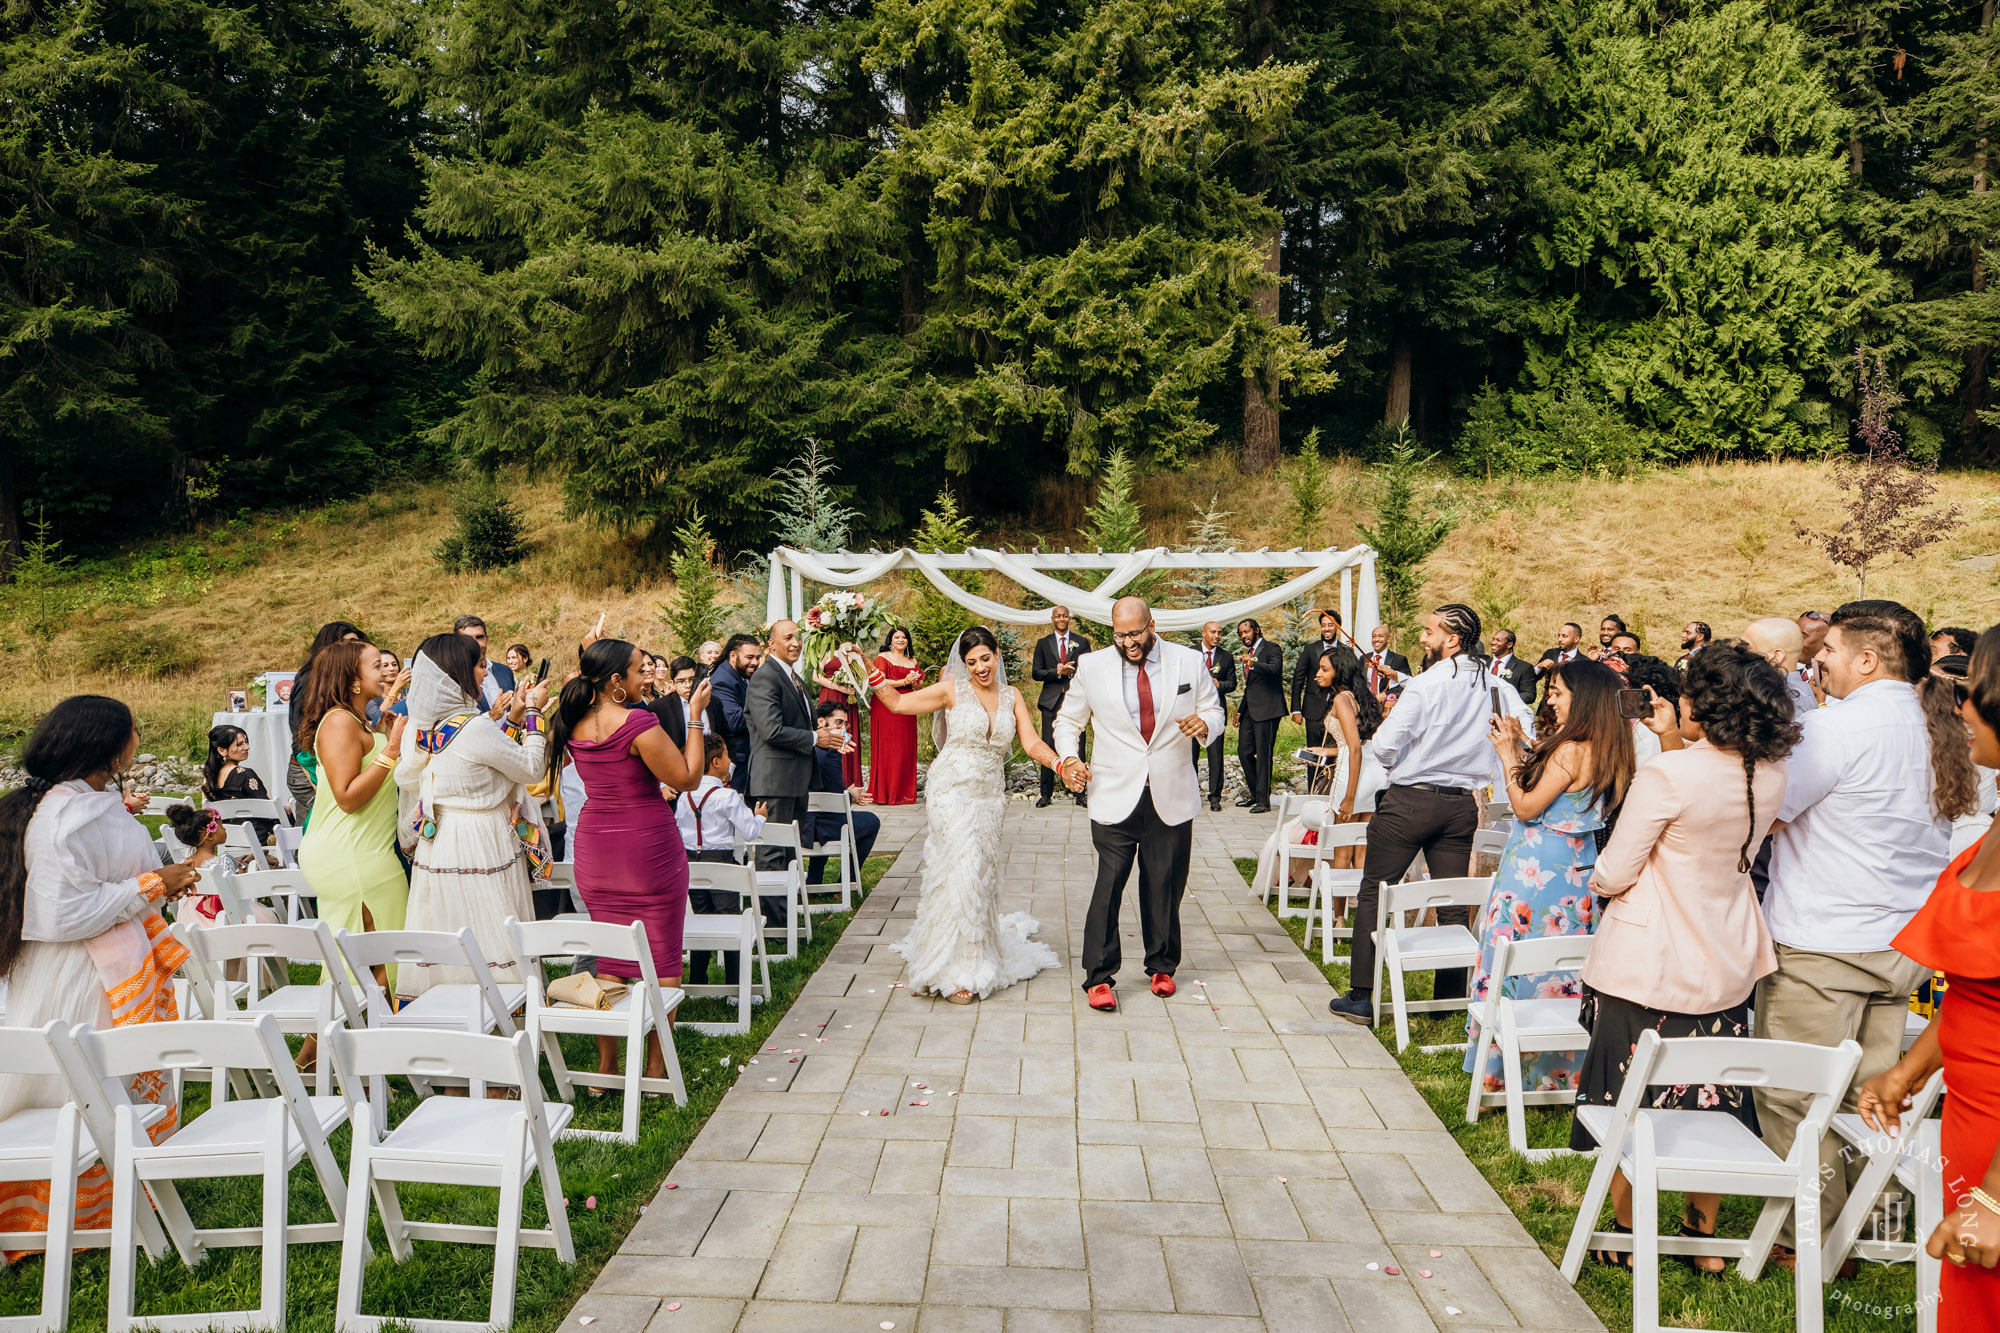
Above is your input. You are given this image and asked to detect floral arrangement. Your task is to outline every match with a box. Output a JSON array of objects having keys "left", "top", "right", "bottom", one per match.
[{"left": 801, "top": 589, "right": 896, "bottom": 697}]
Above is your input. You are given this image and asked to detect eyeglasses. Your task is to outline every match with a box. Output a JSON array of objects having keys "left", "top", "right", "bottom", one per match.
[
  {"left": 1952, "top": 680, "right": 1971, "bottom": 708},
  {"left": 1111, "top": 630, "right": 1151, "bottom": 645},
  {"left": 1800, "top": 611, "right": 1828, "bottom": 623}
]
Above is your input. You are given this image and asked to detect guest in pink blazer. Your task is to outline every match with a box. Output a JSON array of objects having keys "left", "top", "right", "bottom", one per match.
[{"left": 1572, "top": 641, "right": 1802, "bottom": 1271}]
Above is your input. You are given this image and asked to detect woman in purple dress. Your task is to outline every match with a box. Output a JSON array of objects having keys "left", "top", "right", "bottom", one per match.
[{"left": 550, "top": 635, "right": 710, "bottom": 1083}]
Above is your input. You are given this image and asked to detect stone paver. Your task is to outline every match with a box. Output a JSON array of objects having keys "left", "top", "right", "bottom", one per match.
[{"left": 568, "top": 801, "right": 1602, "bottom": 1332}]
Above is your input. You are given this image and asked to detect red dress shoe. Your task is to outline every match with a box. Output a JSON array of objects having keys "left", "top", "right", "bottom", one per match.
[
  {"left": 1150, "top": 973, "right": 1176, "bottom": 998},
  {"left": 1087, "top": 983, "right": 1117, "bottom": 1011}
]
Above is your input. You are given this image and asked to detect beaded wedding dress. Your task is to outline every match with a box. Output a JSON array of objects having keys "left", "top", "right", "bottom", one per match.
[{"left": 890, "top": 677, "right": 1059, "bottom": 999}]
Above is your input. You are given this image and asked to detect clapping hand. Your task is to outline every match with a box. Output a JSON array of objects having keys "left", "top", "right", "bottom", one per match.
[{"left": 489, "top": 689, "right": 514, "bottom": 721}]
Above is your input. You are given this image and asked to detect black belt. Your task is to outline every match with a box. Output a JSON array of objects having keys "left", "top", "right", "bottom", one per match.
[{"left": 1395, "top": 782, "right": 1477, "bottom": 797}]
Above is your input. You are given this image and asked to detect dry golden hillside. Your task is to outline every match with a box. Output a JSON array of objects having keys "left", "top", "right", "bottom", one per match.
[{"left": 4, "top": 456, "right": 1996, "bottom": 756}]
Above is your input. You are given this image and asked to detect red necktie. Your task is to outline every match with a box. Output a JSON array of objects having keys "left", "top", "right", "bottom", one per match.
[{"left": 1136, "top": 662, "right": 1155, "bottom": 742}]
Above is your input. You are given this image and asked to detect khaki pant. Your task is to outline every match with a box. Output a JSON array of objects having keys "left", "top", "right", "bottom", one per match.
[{"left": 1753, "top": 944, "right": 1928, "bottom": 1248}]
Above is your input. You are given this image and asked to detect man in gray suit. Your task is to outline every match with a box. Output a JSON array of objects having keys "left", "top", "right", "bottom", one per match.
[{"left": 746, "top": 620, "right": 851, "bottom": 906}]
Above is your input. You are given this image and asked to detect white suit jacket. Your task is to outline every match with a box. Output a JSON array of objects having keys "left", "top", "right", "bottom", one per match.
[{"left": 1053, "top": 641, "right": 1225, "bottom": 827}]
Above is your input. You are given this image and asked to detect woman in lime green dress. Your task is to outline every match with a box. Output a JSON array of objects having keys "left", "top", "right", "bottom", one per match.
[{"left": 296, "top": 639, "right": 409, "bottom": 945}]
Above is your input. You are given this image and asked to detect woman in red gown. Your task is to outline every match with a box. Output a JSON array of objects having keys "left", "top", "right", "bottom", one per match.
[
  {"left": 1860, "top": 625, "right": 2000, "bottom": 1332},
  {"left": 868, "top": 627, "right": 923, "bottom": 805},
  {"left": 813, "top": 643, "right": 864, "bottom": 788}
]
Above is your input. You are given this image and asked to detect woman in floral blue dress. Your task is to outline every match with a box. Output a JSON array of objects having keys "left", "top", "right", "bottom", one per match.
[{"left": 1466, "top": 658, "right": 1635, "bottom": 1094}]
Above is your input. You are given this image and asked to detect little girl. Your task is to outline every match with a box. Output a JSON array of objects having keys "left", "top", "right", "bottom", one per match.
[{"left": 164, "top": 804, "right": 275, "bottom": 925}]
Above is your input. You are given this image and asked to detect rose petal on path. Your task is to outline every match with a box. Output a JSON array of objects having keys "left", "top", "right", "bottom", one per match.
[
  {"left": 579, "top": 1318, "right": 594, "bottom": 1326},
  {"left": 1384, "top": 1267, "right": 1399, "bottom": 1276},
  {"left": 1429, "top": 1249, "right": 1443, "bottom": 1258},
  {"left": 665, "top": 1303, "right": 681, "bottom": 1312},
  {"left": 664, "top": 1182, "right": 678, "bottom": 1189},
  {"left": 585, "top": 1196, "right": 597, "bottom": 1209},
  {"left": 1276, "top": 1177, "right": 1288, "bottom": 1183},
  {"left": 1366, "top": 1263, "right": 1379, "bottom": 1271},
  {"left": 1445, "top": 1307, "right": 1462, "bottom": 1317}
]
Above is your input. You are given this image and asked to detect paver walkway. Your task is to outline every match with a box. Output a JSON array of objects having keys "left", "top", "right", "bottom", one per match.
[{"left": 568, "top": 802, "right": 1603, "bottom": 1333}]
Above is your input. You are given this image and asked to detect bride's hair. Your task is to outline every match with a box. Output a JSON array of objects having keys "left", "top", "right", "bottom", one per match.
[{"left": 956, "top": 626, "right": 1000, "bottom": 659}]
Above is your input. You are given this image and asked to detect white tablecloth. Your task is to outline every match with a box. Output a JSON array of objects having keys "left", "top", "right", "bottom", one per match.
[{"left": 211, "top": 707, "right": 294, "bottom": 810}]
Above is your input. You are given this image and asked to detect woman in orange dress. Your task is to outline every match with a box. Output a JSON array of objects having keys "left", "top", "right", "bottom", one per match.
[
  {"left": 1860, "top": 622, "right": 2000, "bottom": 1332},
  {"left": 868, "top": 627, "right": 923, "bottom": 805}
]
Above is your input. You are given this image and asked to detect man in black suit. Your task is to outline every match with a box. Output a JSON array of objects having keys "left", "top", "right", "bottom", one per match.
[
  {"left": 1234, "top": 618, "right": 1285, "bottom": 813},
  {"left": 1290, "top": 609, "right": 1359, "bottom": 746},
  {"left": 1486, "top": 629, "right": 1538, "bottom": 707},
  {"left": 1031, "top": 605, "right": 1090, "bottom": 807},
  {"left": 1192, "top": 620, "right": 1236, "bottom": 810},
  {"left": 1535, "top": 622, "right": 1583, "bottom": 702},
  {"left": 1360, "top": 624, "right": 1411, "bottom": 698},
  {"left": 745, "top": 621, "right": 850, "bottom": 904},
  {"left": 706, "top": 633, "right": 763, "bottom": 794}
]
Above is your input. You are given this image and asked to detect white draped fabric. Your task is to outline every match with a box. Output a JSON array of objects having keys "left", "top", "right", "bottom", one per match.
[{"left": 765, "top": 544, "right": 1379, "bottom": 638}]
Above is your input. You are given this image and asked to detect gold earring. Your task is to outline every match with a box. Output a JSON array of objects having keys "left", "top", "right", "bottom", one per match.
[{"left": 352, "top": 683, "right": 362, "bottom": 696}]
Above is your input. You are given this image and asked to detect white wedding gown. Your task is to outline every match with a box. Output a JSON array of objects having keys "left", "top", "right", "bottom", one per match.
[{"left": 890, "top": 679, "right": 1059, "bottom": 999}]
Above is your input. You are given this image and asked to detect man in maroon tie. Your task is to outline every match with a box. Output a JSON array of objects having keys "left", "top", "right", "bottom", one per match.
[
  {"left": 1031, "top": 606, "right": 1092, "bottom": 807},
  {"left": 1192, "top": 620, "right": 1236, "bottom": 810}
]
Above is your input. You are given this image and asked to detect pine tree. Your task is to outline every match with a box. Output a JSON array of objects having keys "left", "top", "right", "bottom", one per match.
[
  {"left": 661, "top": 510, "right": 731, "bottom": 656},
  {"left": 1076, "top": 447, "right": 1166, "bottom": 639},
  {"left": 1507, "top": 0, "right": 1884, "bottom": 458},
  {"left": 907, "top": 489, "right": 983, "bottom": 669},
  {"left": 354, "top": 0, "right": 900, "bottom": 547},
  {"left": 1356, "top": 427, "right": 1455, "bottom": 651},
  {"left": 865, "top": 0, "right": 1335, "bottom": 492},
  {"left": 1176, "top": 495, "right": 1235, "bottom": 644}
]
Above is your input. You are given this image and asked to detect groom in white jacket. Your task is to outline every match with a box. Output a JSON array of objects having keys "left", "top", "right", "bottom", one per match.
[{"left": 1055, "top": 597, "right": 1226, "bottom": 1012}]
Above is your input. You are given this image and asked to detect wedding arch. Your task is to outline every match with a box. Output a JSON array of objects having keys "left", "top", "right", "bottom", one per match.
[{"left": 763, "top": 544, "right": 1380, "bottom": 639}]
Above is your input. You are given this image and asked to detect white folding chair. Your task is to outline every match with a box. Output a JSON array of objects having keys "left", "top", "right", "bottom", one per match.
[
  {"left": 231, "top": 866, "right": 315, "bottom": 924},
  {"left": 508, "top": 916, "right": 687, "bottom": 1142},
  {"left": 1470, "top": 827, "right": 1508, "bottom": 871},
  {"left": 187, "top": 919, "right": 362, "bottom": 1095},
  {"left": 140, "top": 792, "right": 198, "bottom": 818},
  {"left": 1463, "top": 933, "right": 1594, "bottom": 1159},
  {"left": 1825, "top": 1068, "right": 1946, "bottom": 1327},
  {"left": 1257, "top": 792, "right": 1317, "bottom": 917},
  {"left": 545, "top": 861, "right": 582, "bottom": 915},
  {"left": 209, "top": 797, "right": 292, "bottom": 829},
  {"left": 271, "top": 824, "right": 305, "bottom": 870},
  {"left": 0, "top": 1022, "right": 163, "bottom": 1333},
  {"left": 60, "top": 1014, "right": 355, "bottom": 1331},
  {"left": 328, "top": 1025, "right": 575, "bottom": 1333},
  {"left": 741, "top": 822, "right": 810, "bottom": 959},
  {"left": 1372, "top": 876, "right": 1491, "bottom": 1052},
  {"left": 1560, "top": 1033, "right": 1865, "bottom": 1333},
  {"left": 1301, "top": 821, "right": 1368, "bottom": 964},
  {"left": 680, "top": 861, "right": 770, "bottom": 1035},
  {"left": 1484, "top": 797, "right": 1515, "bottom": 831},
  {"left": 335, "top": 928, "right": 523, "bottom": 1104},
  {"left": 803, "top": 791, "right": 858, "bottom": 913}
]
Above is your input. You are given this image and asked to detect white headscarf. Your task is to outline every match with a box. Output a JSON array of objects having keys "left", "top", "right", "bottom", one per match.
[
  {"left": 935, "top": 628, "right": 1008, "bottom": 748},
  {"left": 396, "top": 649, "right": 482, "bottom": 851}
]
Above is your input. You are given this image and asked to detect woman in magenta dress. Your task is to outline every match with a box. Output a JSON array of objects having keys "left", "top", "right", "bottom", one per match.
[
  {"left": 868, "top": 626, "right": 923, "bottom": 805},
  {"left": 551, "top": 635, "right": 709, "bottom": 1082},
  {"left": 812, "top": 642, "right": 864, "bottom": 788}
]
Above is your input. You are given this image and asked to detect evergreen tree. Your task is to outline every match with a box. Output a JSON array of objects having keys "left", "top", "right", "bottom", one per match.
[
  {"left": 907, "top": 489, "right": 983, "bottom": 668},
  {"left": 1503, "top": 0, "right": 1885, "bottom": 459},
  {"left": 1884, "top": 0, "right": 2000, "bottom": 461},
  {"left": 0, "top": 0, "right": 432, "bottom": 562},
  {"left": 866, "top": 0, "right": 1336, "bottom": 495},
  {"left": 1077, "top": 447, "right": 1167, "bottom": 636},
  {"left": 1176, "top": 494, "right": 1235, "bottom": 644},
  {"left": 1356, "top": 427, "right": 1455, "bottom": 650},
  {"left": 662, "top": 509, "right": 731, "bottom": 656},
  {"left": 353, "top": 0, "right": 902, "bottom": 547}
]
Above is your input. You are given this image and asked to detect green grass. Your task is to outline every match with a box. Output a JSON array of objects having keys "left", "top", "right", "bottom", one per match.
[
  {"left": 1235, "top": 857, "right": 1923, "bottom": 1333},
  {"left": 0, "top": 853, "right": 897, "bottom": 1332}
]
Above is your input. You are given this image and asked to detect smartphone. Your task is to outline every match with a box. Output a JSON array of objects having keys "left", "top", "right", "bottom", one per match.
[
  {"left": 536, "top": 657, "right": 551, "bottom": 683},
  {"left": 1617, "top": 688, "right": 1648, "bottom": 720},
  {"left": 1489, "top": 686, "right": 1504, "bottom": 716}
]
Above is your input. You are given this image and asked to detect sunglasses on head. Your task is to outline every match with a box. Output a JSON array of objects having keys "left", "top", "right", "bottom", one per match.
[{"left": 1800, "top": 611, "right": 1829, "bottom": 623}]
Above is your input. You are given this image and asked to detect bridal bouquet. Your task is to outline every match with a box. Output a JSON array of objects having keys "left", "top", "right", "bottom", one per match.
[{"left": 802, "top": 590, "right": 896, "bottom": 697}]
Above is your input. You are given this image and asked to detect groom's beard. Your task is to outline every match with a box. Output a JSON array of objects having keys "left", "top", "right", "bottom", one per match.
[{"left": 1123, "top": 633, "right": 1155, "bottom": 662}]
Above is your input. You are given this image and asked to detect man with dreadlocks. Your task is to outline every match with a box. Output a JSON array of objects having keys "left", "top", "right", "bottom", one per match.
[{"left": 1329, "top": 603, "right": 1496, "bottom": 1024}]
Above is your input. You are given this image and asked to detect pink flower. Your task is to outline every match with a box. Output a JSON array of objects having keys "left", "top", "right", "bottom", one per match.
[
  {"left": 1697, "top": 1087, "right": 1720, "bottom": 1108},
  {"left": 1519, "top": 825, "right": 1544, "bottom": 846}
]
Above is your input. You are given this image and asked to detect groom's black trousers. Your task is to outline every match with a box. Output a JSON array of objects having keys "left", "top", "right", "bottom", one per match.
[{"left": 1081, "top": 788, "right": 1191, "bottom": 990}]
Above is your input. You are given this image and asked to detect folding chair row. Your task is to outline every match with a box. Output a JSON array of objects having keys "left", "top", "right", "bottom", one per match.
[
  {"left": 680, "top": 861, "right": 772, "bottom": 1036},
  {"left": 1372, "top": 876, "right": 1491, "bottom": 1052},
  {"left": 740, "top": 822, "right": 812, "bottom": 960},
  {"left": 803, "top": 790, "right": 860, "bottom": 914},
  {"left": 1826, "top": 1068, "right": 1947, "bottom": 1332}
]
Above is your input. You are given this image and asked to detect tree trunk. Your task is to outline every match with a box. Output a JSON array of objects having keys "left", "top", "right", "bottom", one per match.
[
  {"left": 1242, "top": 226, "right": 1282, "bottom": 474},
  {"left": 1383, "top": 324, "right": 1413, "bottom": 428},
  {"left": 0, "top": 440, "right": 21, "bottom": 583},
  {"left": 1965, "top": 1, "right": 1995, "bottom": 457}
]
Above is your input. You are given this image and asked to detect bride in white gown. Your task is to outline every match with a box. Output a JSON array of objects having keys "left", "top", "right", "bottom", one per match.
[{"left": 853, "top": 626, "right": 1064, "bottom": 1004}]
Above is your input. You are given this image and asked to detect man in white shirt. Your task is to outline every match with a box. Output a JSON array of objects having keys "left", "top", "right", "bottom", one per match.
[
  {"left": 1757, "top": 600, "right": 1960, "bottom": 1251},
  {"left": 1329, "top": 603, "right": 1495, "bottom": 1024}
]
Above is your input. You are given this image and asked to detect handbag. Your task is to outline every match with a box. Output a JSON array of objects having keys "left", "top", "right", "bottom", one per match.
[{"left": 546, "top": 972, "right": 629, "bottom": 1010}]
